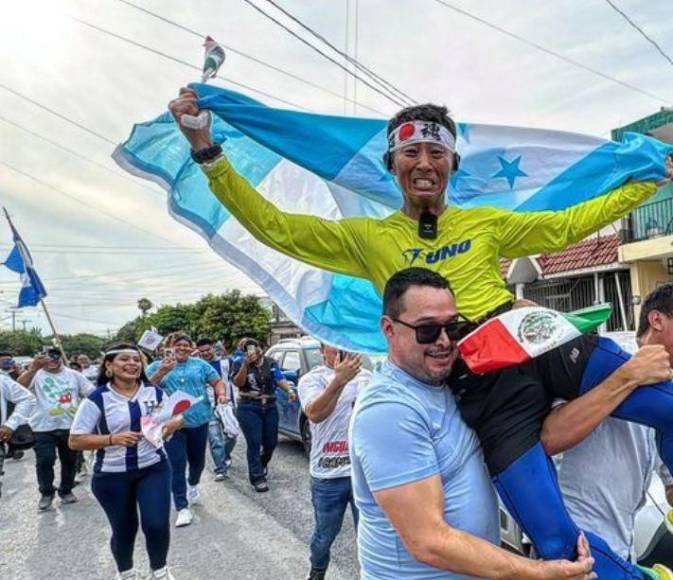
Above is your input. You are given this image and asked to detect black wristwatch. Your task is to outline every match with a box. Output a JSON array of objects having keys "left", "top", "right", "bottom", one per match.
[{"left": 191, "top": 143, "right": 223, "bottom": 165}]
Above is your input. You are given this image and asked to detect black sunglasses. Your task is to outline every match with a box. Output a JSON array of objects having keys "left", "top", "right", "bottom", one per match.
[{"left": 392, "top": 316, "right": 475, "bottom": 344}]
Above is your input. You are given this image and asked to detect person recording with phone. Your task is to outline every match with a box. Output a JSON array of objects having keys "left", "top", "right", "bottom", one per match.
[
  {"left": 232, "top": 338, "right": 296, "bottom": 492},
  {"left": 18, "top": 347, "right": 93, "bottom": 510}
]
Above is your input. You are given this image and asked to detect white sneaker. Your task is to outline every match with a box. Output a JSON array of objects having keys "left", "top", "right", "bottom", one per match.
[
  {"left": 117, "top": 569, "right": 139, "bottom": 580},
  {"left": 187, "top": 485, "right": 201, "bottom": 505},
  {"left": 175, "top": 508, "right": 193, "bottom": 528},
  {"left": 151, "top": 567, "right": 176, "bottom": 579}
]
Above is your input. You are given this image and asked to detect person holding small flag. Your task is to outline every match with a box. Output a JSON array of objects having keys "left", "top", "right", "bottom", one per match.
[
  {"left": 69, "top": 343, "right": 182, "bottom": 580},
  {"left": 147, "top": 333, "right": 228, "bottom": 527}
]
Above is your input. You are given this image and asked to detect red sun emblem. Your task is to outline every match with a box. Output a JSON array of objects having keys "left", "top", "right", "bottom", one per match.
[
  {"left": 398, "top": 123, "right": 415, "bottom": 141},
  {"left": 173, "top": 400, "right": 192, "bottom": 416}
]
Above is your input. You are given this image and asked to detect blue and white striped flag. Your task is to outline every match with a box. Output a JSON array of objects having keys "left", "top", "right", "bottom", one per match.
[
  {"left": 2, "top": 215, "right": 47, "bottom": 308},
  {"left": 114, "top": 83, "right": 672, "bottom": 353}
]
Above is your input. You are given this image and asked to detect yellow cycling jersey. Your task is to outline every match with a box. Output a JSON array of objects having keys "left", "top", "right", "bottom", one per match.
[{"left": 204, "top": 157, "right": 656, "bottom": 321}]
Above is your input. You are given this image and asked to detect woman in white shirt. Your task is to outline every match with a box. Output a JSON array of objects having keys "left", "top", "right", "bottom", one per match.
[{"left": 69, "top": 344, "right": 182, "bottom": 580}]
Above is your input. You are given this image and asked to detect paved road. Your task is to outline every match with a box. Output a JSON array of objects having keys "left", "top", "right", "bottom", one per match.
[{"left": 0, "top": 436, "right": 359, "bottom": 580}]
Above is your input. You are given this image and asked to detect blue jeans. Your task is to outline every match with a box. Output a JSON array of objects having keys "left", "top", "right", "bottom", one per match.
[
  {"left": 310, "top": 476, "right": 359, "bottom": 571},
  {"left": 164, "top": 423, "right": 209, "bottom": 510},
  {"left": 208, "top": 419, "right": 237, "bottom": 474},
  {"left": 34, "top": 429, "right": 78, "bottom": 497},
  {"left": 236, "top": 400, "right": 279, "bottom": 483},
  {"left": 91, "top": 460, "right": 171, "bottom": 573}
]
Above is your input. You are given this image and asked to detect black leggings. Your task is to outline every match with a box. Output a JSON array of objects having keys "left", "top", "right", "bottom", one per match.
[{"left": 91, "top": 460, "right": 171, "bottom": 573}]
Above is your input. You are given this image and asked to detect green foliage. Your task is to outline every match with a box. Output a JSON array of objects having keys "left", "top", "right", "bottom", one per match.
[
  {"left": 58, "top": 333, "right": 108, "bottom": 359},
  {"left": 114, "top": 291, "right": 271, "bottom": 350},
  {"left": 0, "top": 329, "right": 44, "bottom": 356}
]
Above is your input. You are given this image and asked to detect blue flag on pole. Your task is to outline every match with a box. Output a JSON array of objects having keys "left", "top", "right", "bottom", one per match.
[
  {"left": 2, "top": 217, "right": 47, "bottom": 308},
  {"left": 114, "top": 84, "right": 673, "bottom": 353}
]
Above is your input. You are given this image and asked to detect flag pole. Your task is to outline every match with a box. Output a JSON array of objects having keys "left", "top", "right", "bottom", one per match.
[{"left": 2, "top": 207, "right": 68, "bottom": 363}]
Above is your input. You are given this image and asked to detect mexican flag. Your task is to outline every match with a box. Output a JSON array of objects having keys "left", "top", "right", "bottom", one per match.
[{"left": 458, "top": 304, "right": 612, "bottom": 374}]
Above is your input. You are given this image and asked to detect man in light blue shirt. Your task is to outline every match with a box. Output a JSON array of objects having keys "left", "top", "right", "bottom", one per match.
[{"left": 350, "top": 268, "right": 595, "bottom": 579}]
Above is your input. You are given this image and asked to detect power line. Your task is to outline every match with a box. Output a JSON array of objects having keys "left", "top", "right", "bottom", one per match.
[
  {"left": 0, "top": 83, "right": 117, "bottom": 145},
  {"left": 431, "top": 0, "right": 671, "bottom": 104},
  {"left": 239, "top": 0, "right": 408, "bottom": 107},
  {"left": 602, "top": 0, "right": 673, "bottom": 67},
  {"left": 0, "top": 160, "right": 185, "bottom": 247},
  {"left": 71, "top": 16, "right": 310, "bottom": 112},
  {"left": 115, "top": 0, "right": 388, "bottom": 117},
  {"left": 262, "top": 0, "right": 416, "bottom": 107},
  {"left": 0, "top": 115, "right": 163, "bottom": 199}
]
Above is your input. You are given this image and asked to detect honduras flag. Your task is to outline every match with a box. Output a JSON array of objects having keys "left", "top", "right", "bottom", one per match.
[
  {"left": 2, "top": 215, "right": 47, "bottom": 308},
  {"left": 114, "top": 83, "right": 672, "bottom": 353}
]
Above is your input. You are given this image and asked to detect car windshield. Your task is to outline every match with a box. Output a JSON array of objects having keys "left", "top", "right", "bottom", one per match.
[{"left": 305, "top": 347, "right": 322, "bottom": 370}]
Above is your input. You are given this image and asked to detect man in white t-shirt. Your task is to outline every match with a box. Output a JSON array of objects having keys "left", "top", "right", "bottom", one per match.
[
  {"left": 298, "top": 344, "right": 371, "bottom": 580},
  {"left": 18, "top": 348, "right": 94, "bottom": 510}
]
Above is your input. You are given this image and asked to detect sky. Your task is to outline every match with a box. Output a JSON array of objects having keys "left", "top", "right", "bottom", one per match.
[{"left": 0, "top": 0, "right": 671, "bottom": 337}]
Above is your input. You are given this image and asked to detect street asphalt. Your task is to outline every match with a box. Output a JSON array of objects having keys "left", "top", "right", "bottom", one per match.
[{"left": 0, "top": 436, "right": 359, "bottom": 580}]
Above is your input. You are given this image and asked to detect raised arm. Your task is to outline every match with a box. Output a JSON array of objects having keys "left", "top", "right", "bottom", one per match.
[
  {"left": 499, "top": 181, "right": 656, "bottom": 258},
  {"left": 169, "top": 89, "right": 369, "bottom": 278}
]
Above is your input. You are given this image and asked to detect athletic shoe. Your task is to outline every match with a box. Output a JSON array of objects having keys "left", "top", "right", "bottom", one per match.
[
  {"left": 151, "top": 567, "right": 176, "bottom": 579},
  {"left": 187, "top": 485, "right": 201, "bottom": 504},
  {"left": 665, "top": 509, "right": 673, "bottom": 534},
  {"left": 117, "top": 569, "right": 140, "bottom": 580},
  {"left": 60, "top": 492, "right": 79, "bottom": 505},
  {"left": 38, "top": 495, "right": 54, "bottom": 511},
  {"left": 639, "top": 564, "right": 673, "bottom": 580},
  {"left": 306, "top": 568, "right": 326, "bottom": 580},
  {"left": 175, "top": 508, "right": 193, "bottom": 527},
  {"left": 214, "top": 472, "right": 228, "bottom": 482},
  {"left": 253, "top": 480, "right": 269, "bottom": 493}
]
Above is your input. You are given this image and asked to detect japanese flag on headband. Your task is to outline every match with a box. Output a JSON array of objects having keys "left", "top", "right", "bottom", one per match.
[
  {"left": 141, "top": 391, "right": 202, "bottom": 447},
  {"left": 458, "top": 304, "right": 612, "bottom": 374}
]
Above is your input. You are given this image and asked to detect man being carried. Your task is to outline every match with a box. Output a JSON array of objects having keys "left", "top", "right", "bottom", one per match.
[{"left": 169, "top": 90, "right": 673, "bottom": 578}]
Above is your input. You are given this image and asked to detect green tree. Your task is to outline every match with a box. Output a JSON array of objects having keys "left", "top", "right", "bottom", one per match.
[
  {"left": 0, "top": 329, "right": 44, "bottom": 356},
  {"left": 57, "top": 333, "right": 107, "bottom": 360}
]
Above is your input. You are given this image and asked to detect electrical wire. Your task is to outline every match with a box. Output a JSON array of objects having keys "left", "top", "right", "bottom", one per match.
[
  {"left": 71, "top": 16, "right": 310, "bottom": 112},
  {"left": 239, "top": 0, "right": 407, "bottom": 107},
  {"left": 261, "top": 0, "right": 416, "bottom": 106},
  {"left": 431, "top": 0, "right": 671, "bottom": 104},
  {"left": 115, "top": 0, "right": 388, "bottom": 116},
  {"left": 0, "top": 160, "right": 185, "bottom": 247},
  {"left": 0, "top": 115, "right": 163, "bottom": 198},
  {"left": 603, "top": 0, "right": 673, "bottom": 67}
]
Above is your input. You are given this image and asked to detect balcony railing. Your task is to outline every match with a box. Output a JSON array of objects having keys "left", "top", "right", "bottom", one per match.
[{"left": 625, "top": 197, "right": 673, "bottom": 243}]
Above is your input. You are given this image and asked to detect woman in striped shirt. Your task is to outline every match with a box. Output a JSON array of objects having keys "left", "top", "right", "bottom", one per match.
[{"left": 70, "top": 344, "right": 183, "bottom": 580}]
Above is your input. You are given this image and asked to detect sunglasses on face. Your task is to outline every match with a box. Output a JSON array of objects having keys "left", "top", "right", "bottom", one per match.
[{"left": 392, "top": 316, "right": 475, "bottom": 344}]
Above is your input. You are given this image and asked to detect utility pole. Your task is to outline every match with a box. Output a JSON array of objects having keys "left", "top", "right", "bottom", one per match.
[{"left": 11, "top": 309, "right": 16, "bottom": 332}]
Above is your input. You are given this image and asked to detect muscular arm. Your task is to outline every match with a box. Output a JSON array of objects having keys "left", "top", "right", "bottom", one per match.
[
  {"left": 500, "top": 181, "right": 656, "bottom": 258},
  {"left": 541, "top": 345, "right": 671, "bottom": 455},
  {"left": 203, "top": 157, "right": 369, "bottom": 277},
  {"left": 375, "top": 476, "right": 590, "bottom": 579}
]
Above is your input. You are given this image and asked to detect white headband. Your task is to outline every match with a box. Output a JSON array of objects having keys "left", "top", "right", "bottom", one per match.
[
  {"left": 388, "top": 121, "right": 456, "bottom": 153},
  {"left": 106, "top": 349, "right": 141, "bottom": 356}
]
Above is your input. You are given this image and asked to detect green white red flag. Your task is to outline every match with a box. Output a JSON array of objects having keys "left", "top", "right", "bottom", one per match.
[{"left": 458, "top": 304, "right": 612, "bottom": 374}]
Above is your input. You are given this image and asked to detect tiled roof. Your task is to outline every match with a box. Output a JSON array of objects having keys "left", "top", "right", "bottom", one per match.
[{"left": 535, "top": 234, "right": 620, "bottom": 275}]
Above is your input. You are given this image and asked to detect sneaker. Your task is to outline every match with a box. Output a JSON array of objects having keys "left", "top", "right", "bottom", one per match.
[
  {"left": 117, "top": 569, "right": 140, "bottom": 580},
  {"left": 151, "top": 567, "right": 176, "bottom": 579},
  {"left": 253, "top": 480, "right": 269, "bottom": 493},
  {"left": 187, "top": 485, "right": 201, "bottom": 504},
  {"left": 38, "top": 494, "right": 54, "bottom": 511},
  {"left": 639, "top": 564, "right": 673, "bottom": 580},
  {"left": 175, "top": 508, "right": 193, "bottom": 527},
  {"left": 306, "top": 568, "right": 326, "bottom": 580},
  {"left": 665, "top": 509, "right": 673, "bottom": 534},
  {"left": 60, "top": 492, "right": 79, "bottom": 505},
  {"left": 214, "top": 472, "right": 228, "bottom": 482}
]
